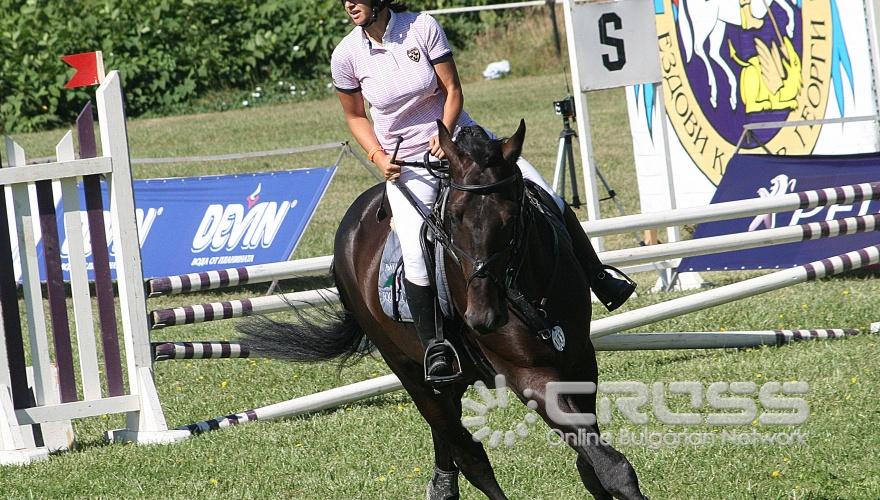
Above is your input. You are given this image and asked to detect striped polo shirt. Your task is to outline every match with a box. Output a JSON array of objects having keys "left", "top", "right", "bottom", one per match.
[{"left": 331, "top": 10, "right": 475, "bottom": 158}]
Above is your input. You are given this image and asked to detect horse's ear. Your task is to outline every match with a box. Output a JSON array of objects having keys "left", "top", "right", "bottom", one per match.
[
  {"left": 502, "top": 119, "right": 526, "bottom": 164},
  {"left": 436, "top": 120, "right": 462, "bottom": 164}
]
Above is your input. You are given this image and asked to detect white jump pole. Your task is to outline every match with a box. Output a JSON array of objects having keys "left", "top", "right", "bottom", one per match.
[
  {"left": 149, "top": 288, "right": 339, "bottom": 329},
  {"left": 592, "top": 329, "right": 859, "bottom": 350},
  {"left": 583, "top": 182, "right": 880, "bottom": 237},
  {"left": 179, "top": 374, "right": 403, "bottom": 435},
  {"left": 175, "top": 323, "right": 860, "bottom": 435},
  {"left": 591, "top": 244, "right": 880, "bottom": 339},
  {"left": 151, "top": 327, "right": 860, "bottom": 361},
  {"left": 146, "top": 182, "right": 880, "bottom": 298},
  {"left": 600, "top": 213, "right": 880, "bottom": 267}
]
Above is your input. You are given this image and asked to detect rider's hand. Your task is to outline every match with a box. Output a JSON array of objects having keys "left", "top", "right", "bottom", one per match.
[
  {"left": 429, "top": 135, "right": 445, "bottom": 160},
  {"left": 375, "top": 152, "right": 400, "bottom": 181}
]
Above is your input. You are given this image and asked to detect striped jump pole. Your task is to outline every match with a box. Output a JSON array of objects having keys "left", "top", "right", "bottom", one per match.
[
  {"left": 149, "top": 288, "right": 339, "bottom": 329},
  {"left": 152, "top": 328, "right": 860, "bottom": 362},
  {"left": 583, "top": 182, "right": 880, "bottom": 237},
  {"left": 176, "top": 325, "right": 862, "bottom": 435},
  {"left": 592, "top": 329, "right": 859, "bottom": 350},
  {"left": 145, "top": 182, "right": 880, "bottom": 300},
  {"left": 591, "top": 244, "right": 880, "bottom": 339},
  {"left": 152, "top": 342, "right": 252, "bottom": 361},
  {"left": 147, "top": 256, "right": 333, "bottom": 297},
  {"left": 179, "top": 374, "right": 402, "bottom": 435},
  {"left": 600, "top": 214, "right": 880, "bottom": 268}
]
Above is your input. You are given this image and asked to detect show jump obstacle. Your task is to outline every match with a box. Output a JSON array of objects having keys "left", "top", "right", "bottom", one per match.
[
  {"left": 142, "top": 184, "right": 877, "bottom": 438},
  {"left": 0, "top": 72, "right": 189, "bottom": 465},
  {"left": 2, "top": 71, "right": 875, "bottom": 462}
]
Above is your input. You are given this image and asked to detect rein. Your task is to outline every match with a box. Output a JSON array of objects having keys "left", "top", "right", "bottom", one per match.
[{"left": 388, "top": 145, "right": 563, "bottom": 345}]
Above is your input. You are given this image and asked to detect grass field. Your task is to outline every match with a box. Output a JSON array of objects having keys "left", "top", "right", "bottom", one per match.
[{"left": 3, "top": 48, "right": 880, "bottom": 500}]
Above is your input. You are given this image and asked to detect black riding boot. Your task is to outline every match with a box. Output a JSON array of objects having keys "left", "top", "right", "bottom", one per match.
[
  {"left": 562, "top": 204, "right": 636, "bottom": 311},
  {"left": 403, "top": 280, "right": 453, "bottom": 379}
]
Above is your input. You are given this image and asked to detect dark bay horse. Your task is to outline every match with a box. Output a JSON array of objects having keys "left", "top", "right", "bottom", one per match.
[{"left": 240, "top": 120, "right": 646, "bottom": 499}]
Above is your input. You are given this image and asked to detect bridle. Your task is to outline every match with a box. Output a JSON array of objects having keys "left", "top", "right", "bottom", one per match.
[
  {"left": 388, "top": 134, "right": 564, "bottom": 343},
  {"left": 389, "top": 139, "right": 529, "bottom": 293},
  {"left": 446, "top": 170, "right": 528, "bottom": 290}
]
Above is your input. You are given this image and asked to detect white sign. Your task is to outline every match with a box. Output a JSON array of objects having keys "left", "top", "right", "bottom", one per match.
[{"left": 570, "top": 0, "right": 661, "bottom": 91}]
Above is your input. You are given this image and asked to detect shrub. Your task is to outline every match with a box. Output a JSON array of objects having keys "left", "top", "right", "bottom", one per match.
[{"left": 0, "top": 0, "right": 496, "bottom": 133}]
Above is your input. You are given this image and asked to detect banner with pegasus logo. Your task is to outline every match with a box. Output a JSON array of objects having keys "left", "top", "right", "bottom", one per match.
[{"left": 627, "top": 0, "right": 879, "bottom": 211}]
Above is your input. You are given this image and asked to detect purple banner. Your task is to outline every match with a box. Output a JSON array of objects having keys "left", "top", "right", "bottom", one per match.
[{"left": 679, "top": 152, "right": 880, "bottom": 272}]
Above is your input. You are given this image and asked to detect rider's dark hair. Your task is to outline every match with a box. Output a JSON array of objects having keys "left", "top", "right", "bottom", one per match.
[{"left": 340, "top": 1, "right": 407, "bottom": 12}]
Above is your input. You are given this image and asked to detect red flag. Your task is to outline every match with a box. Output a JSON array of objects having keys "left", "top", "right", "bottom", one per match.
[{"left": 61, "top": 51, "right": 105, "bottom": 89}]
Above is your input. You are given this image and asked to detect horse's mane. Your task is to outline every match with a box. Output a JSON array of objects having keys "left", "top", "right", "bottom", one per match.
[{"left": 455, "top": 126, "right": 505, "bottom": 169}]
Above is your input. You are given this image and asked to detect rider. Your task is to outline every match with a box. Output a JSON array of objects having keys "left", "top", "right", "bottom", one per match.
[{"left": 331, "top": 0, "right": 635, "bottom": 380}]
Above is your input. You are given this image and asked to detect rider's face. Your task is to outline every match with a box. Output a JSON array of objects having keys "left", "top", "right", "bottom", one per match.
[{"left": 342, "top": 1, "right": 372, "bottom": 26}]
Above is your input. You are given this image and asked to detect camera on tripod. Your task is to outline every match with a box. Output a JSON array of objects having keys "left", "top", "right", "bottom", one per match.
[{"left": 553, "top": 95, "right": 576, "bottom": 119}]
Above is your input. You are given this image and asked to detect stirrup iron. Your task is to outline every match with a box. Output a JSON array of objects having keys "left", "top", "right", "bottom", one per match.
[{"left": 423, "top": 340, "right": 464, "bottom": 386}]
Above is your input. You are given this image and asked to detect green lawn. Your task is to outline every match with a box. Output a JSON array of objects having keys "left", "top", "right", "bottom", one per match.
[{"left": 2, "top": 71, "right": 879, "bottom": 498}]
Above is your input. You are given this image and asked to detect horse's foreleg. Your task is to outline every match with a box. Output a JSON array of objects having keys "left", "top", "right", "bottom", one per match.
[
  {"left": 394, "top": 362, "right": 508, "bottom": 500},
  {"left": 562, "top": 397, "right": 646, "bottom": 500},
  {"left": 503, "top": 366, "right": 646, "bottom": 500}
]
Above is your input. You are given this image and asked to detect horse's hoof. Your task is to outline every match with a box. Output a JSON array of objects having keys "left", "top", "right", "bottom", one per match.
[{"left": 426, "top": 467, "right": 460, "bottom": 500}]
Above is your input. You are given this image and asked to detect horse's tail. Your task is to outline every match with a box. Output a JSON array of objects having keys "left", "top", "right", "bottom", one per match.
[
  {"left": 236, "top": 302, "right": 371, "bottom": 366},
  {"left": 679, "top": 0, "right": 695, "bottom": 63}
]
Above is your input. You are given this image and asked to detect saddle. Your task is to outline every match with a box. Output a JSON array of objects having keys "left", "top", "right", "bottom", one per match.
[{"left": 377, "top": 179, "right": 567, "bottom": 324}]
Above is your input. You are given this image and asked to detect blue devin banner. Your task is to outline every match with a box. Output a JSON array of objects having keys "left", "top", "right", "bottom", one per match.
[
  {"left": 37, "top": 167, "right": 336, "bottom": 280},
  {"left": 679, "top": 153, "right": 880, "bottom": 272}
]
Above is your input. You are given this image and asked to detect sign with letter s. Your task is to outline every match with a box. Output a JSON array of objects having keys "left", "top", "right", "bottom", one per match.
[{"left": 570, "top": 0, "right": 661, "bottom": 91}]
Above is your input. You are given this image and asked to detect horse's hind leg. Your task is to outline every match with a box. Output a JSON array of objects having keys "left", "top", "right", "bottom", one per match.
[{"left": 394, "top": 362, "right": 508, "bottom": 500}]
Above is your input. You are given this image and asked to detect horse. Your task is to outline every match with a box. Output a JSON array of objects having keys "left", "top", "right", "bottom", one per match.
[
  {"left": 678, "top": 0, "right": 796, "bottom": 110},
  {"left": 240, "top": 120, "right": 647, "bottom": 499}
]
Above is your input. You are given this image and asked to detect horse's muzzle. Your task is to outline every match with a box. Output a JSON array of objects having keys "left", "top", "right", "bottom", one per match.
[{"left": 464, "top": 303, "right": 509, "bottom": 333}]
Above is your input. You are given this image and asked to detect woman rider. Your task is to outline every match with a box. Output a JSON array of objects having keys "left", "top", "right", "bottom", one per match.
[{"left": 331, "top": 0, "right": 635, "bottom": 381}]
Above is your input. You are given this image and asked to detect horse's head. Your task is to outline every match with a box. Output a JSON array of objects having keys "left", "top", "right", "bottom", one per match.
[{"left": 437, "top": 119, "right": 526, "bottom": 334}]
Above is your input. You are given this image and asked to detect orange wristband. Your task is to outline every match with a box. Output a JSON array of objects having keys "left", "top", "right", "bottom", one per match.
[{"left": 367, "top": 146, "right": 384, "bottom": 163}]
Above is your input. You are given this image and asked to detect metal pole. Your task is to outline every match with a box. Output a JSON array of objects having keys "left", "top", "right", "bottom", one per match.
[
  {"left": 582, "top": 182, "right": 880, "bottom": 237},
  {"left": 591, "top": 244, "right": 880, "bottom": 339}
]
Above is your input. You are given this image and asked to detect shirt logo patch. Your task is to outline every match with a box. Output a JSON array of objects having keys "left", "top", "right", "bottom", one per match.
[{"left": 407, "top": 47, "right": 421, "bottom": 62}]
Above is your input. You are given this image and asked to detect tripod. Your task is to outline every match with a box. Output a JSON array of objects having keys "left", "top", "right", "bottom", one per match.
[
  {"left": 552, "top": 113, "right": 582, "bottom": 208},
  {"left": 552, "top": 110, "right": 647, "bottom": 248}
]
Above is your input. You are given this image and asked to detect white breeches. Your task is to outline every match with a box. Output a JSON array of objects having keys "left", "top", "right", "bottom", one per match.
[{"left": 386, "top": 153, "right": 563, "bottom": 286}]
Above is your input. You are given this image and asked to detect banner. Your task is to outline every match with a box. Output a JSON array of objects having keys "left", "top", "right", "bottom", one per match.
[
  {"left": 627, "top": 0, "right": 880, "bottom": 213},
  {"left": 29, "top": 167, "right": 335, "bottom": 280},
  {"left": 678, "top": 152, "right": 880, "bottom": 271}
]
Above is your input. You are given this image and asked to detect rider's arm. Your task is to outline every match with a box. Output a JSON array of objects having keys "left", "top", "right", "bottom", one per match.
[
  {"left": 433, "top": 57, "right": 463, "bottom": 135},
  {"left": 336, "top": 90, "right": 398, "bottom": 178}
]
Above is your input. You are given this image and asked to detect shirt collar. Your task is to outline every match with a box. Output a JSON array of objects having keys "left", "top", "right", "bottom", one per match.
[{"left": 360, "top": 9, "right": 396, "bottom": 48}]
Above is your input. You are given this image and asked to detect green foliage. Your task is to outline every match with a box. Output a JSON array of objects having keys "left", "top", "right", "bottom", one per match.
[{"left": 0, "top": 0, "right": 500, "bottom": 133}]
